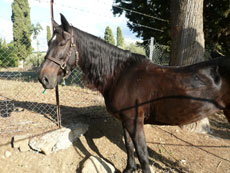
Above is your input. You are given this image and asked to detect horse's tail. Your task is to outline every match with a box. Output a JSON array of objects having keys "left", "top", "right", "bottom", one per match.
[{"left": 218, "top": 56, "right": 230, "bottom": 123}]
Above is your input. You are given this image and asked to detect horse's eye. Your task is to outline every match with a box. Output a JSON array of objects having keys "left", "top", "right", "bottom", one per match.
[{"left": 59, "top": 40, "right": 66, "bottom": 46}]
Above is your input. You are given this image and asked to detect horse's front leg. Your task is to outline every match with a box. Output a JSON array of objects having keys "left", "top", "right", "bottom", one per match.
[
  {"left": 122, "top": 115, "right": 151, "bottom": 173},
  {"left": 123, "top": 123, "right": 137, "bottom": 173}
]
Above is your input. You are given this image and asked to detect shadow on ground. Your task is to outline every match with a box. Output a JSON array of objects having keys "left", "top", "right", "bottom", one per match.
[{"left": 1, "top": 100, "right": 230, "bottom": 172}]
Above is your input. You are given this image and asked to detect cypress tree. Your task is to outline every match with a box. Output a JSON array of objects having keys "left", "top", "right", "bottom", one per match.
[
  {"left": 11, "top": 0, "right": 32, "bottom": 60},
  {"left": 104, "top": 26, "right": 115, "bottom": 45},
  {"left": 116, "top": 26, "right": 124, "bottom": 48},
  {"left": 46, "top": 25, "right": 51, "bottom": 45}
]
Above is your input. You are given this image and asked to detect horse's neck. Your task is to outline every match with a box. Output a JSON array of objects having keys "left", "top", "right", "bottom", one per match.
[{"left": 74, "top": 28, "right": 125, "bottom": 94}]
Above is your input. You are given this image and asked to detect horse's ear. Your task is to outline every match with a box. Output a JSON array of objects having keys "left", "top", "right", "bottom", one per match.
[
  {"left": 52, "top": 19, "right": 59, "bottom": 29},
  {"left": 60, "top": 13, "right": 71, "bottom": 32}
]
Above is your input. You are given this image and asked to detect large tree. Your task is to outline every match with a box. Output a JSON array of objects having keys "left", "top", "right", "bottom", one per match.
[
  {"left": 170, "top": 0, "right": 210, "bottom": 133},
  {"left": 112, "top": 0, "right": 229, "bottom": 56},
  {"left": 104, "top": 26, "right": 115, "bottom": 45},
  {"left": 204, "top": 0, "right": 230, "bottom": 56},
  {"left": 11, "top": 0, "right": 32, "bottom": 60},
  {"left": 113, "top": 0, "right": 170, "bottom": 46},
  {"left": 113, "top": 0, "right": 213, "bottom": 133},
  {"left": 170, "top": 0, "right": 205, "bottom": 65}
]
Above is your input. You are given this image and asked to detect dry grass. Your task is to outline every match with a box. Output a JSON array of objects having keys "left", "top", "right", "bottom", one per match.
[{"left": 0, "top": 79, "right": 230, "bottom": 173}]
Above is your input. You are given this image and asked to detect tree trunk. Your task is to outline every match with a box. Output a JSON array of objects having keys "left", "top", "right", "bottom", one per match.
[
  {"left": 170, "top": 0, "right": 205, "bottom": 65},
  {"left": 170, "top": 0, "right": 210, "bottom": 133}
]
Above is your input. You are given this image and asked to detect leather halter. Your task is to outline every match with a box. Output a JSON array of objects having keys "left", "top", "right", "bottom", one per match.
[{"left": 45, "top": 29, "right": 79, "bottom": 77}]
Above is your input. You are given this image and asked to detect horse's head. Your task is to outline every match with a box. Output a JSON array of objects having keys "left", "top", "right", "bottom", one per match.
[{"left": 38, "top": 14, "right": 79, "bottom": 89}]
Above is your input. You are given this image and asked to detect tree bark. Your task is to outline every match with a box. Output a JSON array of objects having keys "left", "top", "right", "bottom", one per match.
[
  {"left": 170, "top": 0, "right": 205, "bottom": 65},
  {"left": 170, "top": 0, "right": 210, "bottom": 133}
]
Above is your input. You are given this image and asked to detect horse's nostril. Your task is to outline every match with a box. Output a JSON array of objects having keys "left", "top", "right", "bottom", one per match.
[{"left": 42, "top": 76, "right": 49, "bottom": 85}]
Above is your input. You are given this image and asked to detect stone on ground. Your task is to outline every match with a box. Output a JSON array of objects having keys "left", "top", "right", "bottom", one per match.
[{"left": 29, "top": 123, "right": 88, "bottom": 155}]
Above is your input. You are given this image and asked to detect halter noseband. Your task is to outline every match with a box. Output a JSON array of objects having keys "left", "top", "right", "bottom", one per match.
[{"left": 45, "top": 29, "right": 79, "bottom": 77}]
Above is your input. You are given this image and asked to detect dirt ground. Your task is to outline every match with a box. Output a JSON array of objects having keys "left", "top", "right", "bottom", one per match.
[{"left": 0, "top": 79, "right": 230, "bottom": 173}]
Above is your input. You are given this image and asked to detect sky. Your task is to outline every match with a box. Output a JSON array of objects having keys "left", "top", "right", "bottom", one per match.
[{"left": 0, "top": 0, "right": 141, "bottom": 51}]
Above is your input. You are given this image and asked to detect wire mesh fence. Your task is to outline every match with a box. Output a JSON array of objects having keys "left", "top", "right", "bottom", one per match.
[
  {"left": 0, "top": 17, "right": 60, "bottom": 141},
  {"left": 0, "top": 19, "right": 106, "bottom": 144},
  {"left": 0, "top": 1, "right": 170, "bottom": 144},
  {"left": 0, "top": 37, "right": 167, "bottom": 141},
  {"left": 144, "top": 38, "right": 170, "bottom": 65},
  {"left": 150, "top": 43, "right": 170, "bottom": 65}
]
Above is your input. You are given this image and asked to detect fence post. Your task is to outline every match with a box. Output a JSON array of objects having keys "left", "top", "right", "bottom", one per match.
[
  {"left": 149, "top": 37, "right": 154, "bottom": 61},
  {"left": 50, "top": 0, "right": 62, "bottom": 128},
  {"left": 50, "top": 0, "right": 54, "bottom": 32}
]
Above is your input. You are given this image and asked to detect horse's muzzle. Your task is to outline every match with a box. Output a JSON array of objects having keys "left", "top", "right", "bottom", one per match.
[{"left": 38, "top": 74, "right": 56, "bottom": 89}]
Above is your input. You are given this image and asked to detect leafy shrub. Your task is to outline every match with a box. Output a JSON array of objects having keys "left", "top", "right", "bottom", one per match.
[
  {"left": 0, "top": 40, "right": 18, "bottom": 67},
  {"left": 25, "top": 52, "right": 45, "bottom": 67},
  {"left": 123, "top": 42, "right": 146, "bottom": 56}
]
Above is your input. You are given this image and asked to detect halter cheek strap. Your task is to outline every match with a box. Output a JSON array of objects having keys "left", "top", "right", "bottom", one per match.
[{"left": 45, "top": 29, "right": 79, "bottom": 77}]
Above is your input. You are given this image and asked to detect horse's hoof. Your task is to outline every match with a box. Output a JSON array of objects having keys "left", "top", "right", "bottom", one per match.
[
  {"left": 123, "top": 167, "right": 137, "bottom": 173},
  {"left": 142, "top": 166, "right": 153, "bottom": 173}
]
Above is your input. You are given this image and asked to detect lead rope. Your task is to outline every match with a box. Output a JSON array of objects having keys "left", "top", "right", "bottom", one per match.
[
  {"left": 50, "top": 0, "right": 61, "bottom": 128},
  {"left": 56, "top": 84, "right": 61, "bottom": 128}
]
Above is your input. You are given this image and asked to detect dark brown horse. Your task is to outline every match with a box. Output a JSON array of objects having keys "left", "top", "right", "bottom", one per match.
[{"left": 38, "top": 14, "right": 230, "bottom": 173}]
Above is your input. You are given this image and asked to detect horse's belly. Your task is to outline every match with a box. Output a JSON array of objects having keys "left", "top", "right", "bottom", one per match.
[{"left": 147, "top": 99, "right": 219, "bottom": 126}]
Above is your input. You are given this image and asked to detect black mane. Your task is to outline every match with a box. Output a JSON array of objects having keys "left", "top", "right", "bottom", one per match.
[{"left": 73, "top": 26, "right": 148, "bottom": 92}]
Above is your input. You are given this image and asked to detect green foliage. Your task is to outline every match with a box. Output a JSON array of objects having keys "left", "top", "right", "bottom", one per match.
[
  {"left": 31, "top": 23, "right": 43, "bottom": 52},
  {"left": 25, "top": 52, "right": 45, "bottom": 68},
  {"left": 0, "top": 39, "right": 18, "bottom": 67},
  {"left": 0, "top": 38, "right": 7, "bottom": 49},
  {"left": 204, "top": 0, "right": 230, "bottom": 56},
  {"left": 104, "top": 26, "right": 115, "bottom": 45},
  {"left": 113, "top": 0, "right": 170, "bottom": 47},
  {"left": 124, "top": 42, "right": 146, "bottom": 56},
  {"left": 31, "top": 23, "right": 43, "bottom": 40},
  {"left": 112, "top": 0, "right": 229, "bottom": 56},
  {"left": 117, "top": 26, "right": 124, "bottom": 48},
  {"left": 46, "top": 25, "right": 52, "bottom": 45},
  {"left": 11, "top": 0, "right": 32, "bottom": 60}
]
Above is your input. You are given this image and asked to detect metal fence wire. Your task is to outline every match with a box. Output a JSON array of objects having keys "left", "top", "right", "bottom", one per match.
[
  {"left": 0, "top": 4, "right": 170, "bottom": 141},
  {"left": 0, "top": 17, "right": 56, "bottom": 138},
  {"left": 0, "top": 16, "right": 107, "bottom": 141},
  {"left": 144, "top": 38, "right": 170, "bottom": 65}
]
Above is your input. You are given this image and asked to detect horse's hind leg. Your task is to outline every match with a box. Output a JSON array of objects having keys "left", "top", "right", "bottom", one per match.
[
  {"left": 122, "top": 113, "right": 151, "bottom": 173},
  {"left": 132, "top": 122, "right": 151, "bottom": 173},
  {"left": 122, "top": 124, "right": 137, "bottom": 173}
]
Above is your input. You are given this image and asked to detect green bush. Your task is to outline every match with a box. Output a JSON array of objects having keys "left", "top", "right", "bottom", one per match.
[
  {"left": 124, "top": 42, "right": 146, "bottom": 56},
  {"left": 0, "top": 41, "right": 18, "bottom": 67},
  {"left": 25, "top": 52, "right": 45, "bottom": 67}
]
